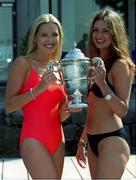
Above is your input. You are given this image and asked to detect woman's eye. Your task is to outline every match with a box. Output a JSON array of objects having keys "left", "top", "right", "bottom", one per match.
[
  {"left": 52, "top": 33, "right": 59, "bottom": 37},
  {"left": 103, "top": 30, "right": 109, "bottom": 33},
  {"left": 93, "top": 29, "right": 98, "bottom": 32},
  {"left": 41, "top": 34, "right": 47, "bottom": 37},
  {"left": 40, "top": 32, "right": 59, "bottom": 37}
]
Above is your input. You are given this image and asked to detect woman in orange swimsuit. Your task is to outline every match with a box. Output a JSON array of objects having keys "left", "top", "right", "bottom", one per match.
[
  {"left": 76, "top": 10, "right": 135, "bottom": 179},
  {"left": 5, "top": 14, "right": 81, "bottom": 179}
]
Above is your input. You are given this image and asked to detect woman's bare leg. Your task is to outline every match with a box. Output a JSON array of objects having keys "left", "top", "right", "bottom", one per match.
[
  {"left": 21, "top": 138, "right": 59, "bottom": 180},
  {"left": 96, "top": 136, "right": 130, "bottom": 179},
  {"left": 53, "top": 142, "right": 65, "bottom": 178},
  {"left": 87, "top": 144, "right": 98, "bottom": 179}
]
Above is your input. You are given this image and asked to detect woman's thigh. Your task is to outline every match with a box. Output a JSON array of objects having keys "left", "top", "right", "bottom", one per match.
[
  {"left": 87, "top": 144, "right": 98, "bottom": 178},
  {"left": 96, "top": 136, "right": 130, "bottom": 179},
  {"left": 53, "top": 142, "right": 65, "bottom": 178},
  {"left": 21, "top": 138, "right": 59, "bottom": 179}
]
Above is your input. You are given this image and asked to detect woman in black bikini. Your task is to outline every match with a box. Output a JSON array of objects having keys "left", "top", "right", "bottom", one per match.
[{"left": 76, "top": 10, "right": 135, "bottom": 179}]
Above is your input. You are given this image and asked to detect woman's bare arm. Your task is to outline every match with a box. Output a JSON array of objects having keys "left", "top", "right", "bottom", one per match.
[
  {"left": 5, "top": 56, "right": 36, "bottom": 113},
  {"left": 100, "top": 60, "right": 132, "bottom": 118}
]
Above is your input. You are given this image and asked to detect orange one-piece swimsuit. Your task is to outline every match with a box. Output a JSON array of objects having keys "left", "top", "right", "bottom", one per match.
[{"left": 19, "top": 66, "right": 66, "bottom": 155}]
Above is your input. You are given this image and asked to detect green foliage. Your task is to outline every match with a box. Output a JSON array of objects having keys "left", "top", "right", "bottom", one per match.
[{"left": 20, "top": 28, "right": 30, "bottom": 55}]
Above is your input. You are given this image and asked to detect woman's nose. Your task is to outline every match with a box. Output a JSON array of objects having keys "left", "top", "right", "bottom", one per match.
[
  {"left": 46, "top": 37, "right": 53, "bottom": 42},
  {"left": 96, "top": 32, "right": 103, "bottom": 38}
]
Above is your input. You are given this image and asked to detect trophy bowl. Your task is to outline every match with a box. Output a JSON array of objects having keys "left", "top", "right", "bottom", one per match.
[{"left": 60, "top": 46, "right": 90, "bottom": 108}]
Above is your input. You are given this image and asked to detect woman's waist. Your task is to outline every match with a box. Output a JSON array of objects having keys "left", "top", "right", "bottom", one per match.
[
  {"left": 22, "top": 112, "right": 61, "bottom": 128},
  {"left": 22, "top": 104, "right": 59, "bottom": 117},
  {"left": 86, "top": 127, "right": 128, "bottom": 141},
  {"left": 87, "top": 103, "right": 121, "bottom": 120},
  {"left": 86, "top": 125, "right": 124, "bottom": 135},
  {"left": 21, "top": 119, "right": 62, "bottom": 134},
  {"left": 86, "top": 115, "right": 123, "bottom": 135}
]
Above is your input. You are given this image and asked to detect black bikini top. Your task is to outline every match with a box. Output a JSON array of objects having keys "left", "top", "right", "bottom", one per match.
[{"left": 88, "top": 75, "right": 115, "bottom": 98}]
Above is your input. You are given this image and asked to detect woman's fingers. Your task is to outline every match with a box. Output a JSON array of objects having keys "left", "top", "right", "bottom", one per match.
[
  {"left": 76, "top": 147, "right": 87, "bottom": 168},
  {"left": 42, "top": 70, "right": 57, "bottom": 85},
  {"left": 62, "top": 100, "right": 83, "bottom": 113}
]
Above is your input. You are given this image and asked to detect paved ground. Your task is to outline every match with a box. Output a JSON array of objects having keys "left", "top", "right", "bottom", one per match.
[{"left": 0, "top": 155, "right": 136, "bottom": 180}]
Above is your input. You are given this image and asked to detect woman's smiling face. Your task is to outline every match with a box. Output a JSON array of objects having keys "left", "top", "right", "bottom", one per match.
[
  {"left": 34, "top": 22, "right": 60, "bottom": 55},
  {"left": 92, "top": 19, "right": 113, "bottom": 50}
]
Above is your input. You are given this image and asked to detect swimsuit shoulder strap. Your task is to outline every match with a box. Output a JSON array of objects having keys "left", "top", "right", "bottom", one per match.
[{"left": 105, "top": 74, "right": 115, "bottom": 92}]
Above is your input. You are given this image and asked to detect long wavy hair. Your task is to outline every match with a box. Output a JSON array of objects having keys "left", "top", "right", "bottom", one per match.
[
  {"left": 88, "top": 9, "right": 135, "bottom": 78},
  {"left": 26, "top": 14, "right": 64, "bottom": 61}
]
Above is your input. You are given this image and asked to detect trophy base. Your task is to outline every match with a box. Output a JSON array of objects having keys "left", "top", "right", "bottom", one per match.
[{"left": 68, "top": 103, "right": 88, "bottom": 108}]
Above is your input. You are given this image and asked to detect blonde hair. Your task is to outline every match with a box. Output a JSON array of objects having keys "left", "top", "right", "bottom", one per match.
[
  {"left": 26, "top": 14, "right": 64, "bottom": 61},
  {"left": 88, "top": 10, "right": 135, "bottom": 78}
]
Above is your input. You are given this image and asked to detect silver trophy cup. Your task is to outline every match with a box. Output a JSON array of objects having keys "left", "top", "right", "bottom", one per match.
[
  {"left": 47, "top": 55, "right": 104, "bottom": 108},
  {"left": 60, "top": 46, "right": 90, "bottom": 108}
]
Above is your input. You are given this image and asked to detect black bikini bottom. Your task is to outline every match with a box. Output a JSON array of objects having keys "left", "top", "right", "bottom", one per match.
[{"left": 87, "top": 128, "right": 129, "bottom": 156}]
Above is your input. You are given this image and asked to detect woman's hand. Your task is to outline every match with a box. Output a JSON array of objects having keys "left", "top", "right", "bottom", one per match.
[
  {"left": 76, "top": 144, "right": 87, "bottom": 168},
  {"left": 91, "top": 64, "right": 106, "bottom": 87},
  {"left": 59, "top": 100, "right": 82, "bottom": 122},
  {"left": 39, "top": 69, "right": 57, "bottom": 91},
  {"left": 62, "top": 100, "right": 83, "bottom": 113}
]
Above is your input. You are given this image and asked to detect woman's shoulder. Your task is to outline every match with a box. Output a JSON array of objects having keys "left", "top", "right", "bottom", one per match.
[
  {"left": 10, "top": 55, "right": 31, "bottom": 70},
  {"left": 112, "top": 58, "right": 128, "bottom": 69},
  {"left": 112, "top": 58, "right": 130, "bottom": 76},
  {"left": 13, "top": 55, "right": 30, "bottom": 66}
]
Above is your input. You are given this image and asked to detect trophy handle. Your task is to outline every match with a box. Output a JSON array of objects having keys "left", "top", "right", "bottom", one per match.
[{"left": 47, "top": 61, "right": 63, "bottom": 85}]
